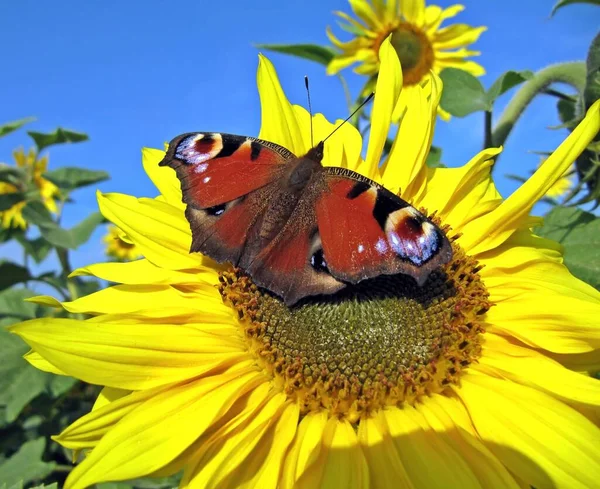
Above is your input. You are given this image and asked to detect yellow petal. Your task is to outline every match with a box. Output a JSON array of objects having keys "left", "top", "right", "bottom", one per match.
[
  {"left": 476, "top": 333, "right": 600, "bottom": 409},
  {"left": 400, "top": 0, "right": 426, "bottom": 25},
  {"left": 461, "top": 100, "right": 600, "bottom": 255},
  {"left": 182, "top": 392, "right": 290, "bottom": 489},
  {"left": 292, "top": 107, "right": 363, "bottom": 172},
  {"left": 92, "top": 386, "right": 130, "bottom": 411},
  {"left": 435, "top": 59, "right": 486, "bottom": 77},
  {"left": 279, "top": 411, "right": 330, "bottom": 489},
  {"left": 433, "top": 25, "right": 487, "bottom": 49},
  {"left": 98, "top": 192, "right": 200, "bottom": 270},
  {"left": 24, "top": 350, "right": 68, "bottom": 375},
  {"left": 257, "top": 54, "right": 306, "bottom": 155},
  {"left": 417, "top": 148, "right": 502, "bottom": 232},
  {"left": 382, "top": 406, "right": 492, "bottom": 488},
  {"left": 425, "top": 4, "right": 465, "bottom": 34},
  {"left": 299, "top": 417, "right": 370, "bottom": 489},
  {"left": 418, "top": 396, "right": 523, "bottom": 489},
  {"left": 11, "top": 318, "right": 248, "bottom": 390},
  {"left": 70, "top": 258, "right": 219, "bottom": 286},
  {"left": 57, "top": 386, "right": 163, "bottom": 450},
  {"left": 382, "top": 73, "right": 441, "bottom": 201},
  {"left": 57, "top": 283, "right": 229, "bottom": 320},
  {"left": 364, "top": 36, "right": 402, "bottom": 180},
  {"left": 64, "top": 370, "right": 265, "bottom": 489},
  {"left": 458, "top": 373, "right": 600, "bottom": 489},
  {"left": 141, "top": 147, "right": 183, "bottom": 206},
  {"left": 349, "top": 0, "right": 383, "bottom": 29},
  {"left": 357, "top": 416, "right": 413, "bottom": 488}
]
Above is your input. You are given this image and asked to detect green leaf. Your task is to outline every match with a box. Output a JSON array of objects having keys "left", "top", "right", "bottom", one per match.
[
  {"left": 0, "top": 117, "right": 35, "bottom": 139},
  {"left": 21, "top": 201, "right": 105, "bottom": 249},
  {"left": 27, "top": 127, "right": 88, "bottom": 152},
  {"left": 425, "top": 146, "right": 445, "bottom": 168},
  {"left": 43, "top": 211, "right": 105, "bottom": 249},
  {"left": 43, "top": 167, "right": 109, "bottom": 191},
  {"left": 439, "top": 68, "right": 487, "bottom": 117},
  {"left": 14, "top": 235, "right": 53, "bottom": 263},
  {"left": 256, "top": 43, "right": 336, "bottom": 66},
  {"left": 535, "top": 207, "right": 600, "bottom": 289},
  {"left": 30, "top": 484, "right": 59, "bottom": 489},
  {"left": 484, "top": 70, "right": 533, "bottom": 106},
  {"left": 0, "top": 287, "right": 37, "bottom": 320},
  {"left": 556, "top": 97, "right": 579, "bottom": 127},
  {"left": 0, "top": 439, "right": 56, "bottom": 487},
  {"left": 0, "top": 165, "right": 26, "bottom": 187},
  {"left": 0, "top": 262, "right": 32, "bottom": 291},
  {"left": 0, "top": 193, "right": 25, "bottom": 211},
  {"left": 19, "top": 201, "right": 55, "bottom": 227},
  {"left": 551, "top": 0, "right": 600, "bottom": 16}
]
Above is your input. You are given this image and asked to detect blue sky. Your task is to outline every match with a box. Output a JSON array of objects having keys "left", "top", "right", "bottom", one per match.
[{"left": 0, "top": 0, "right": 599, "bottom": 274}]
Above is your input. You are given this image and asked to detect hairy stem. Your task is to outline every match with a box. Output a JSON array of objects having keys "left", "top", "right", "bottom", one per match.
[{"left": 492, "top": 62, "right": 587, "bottom": 148}]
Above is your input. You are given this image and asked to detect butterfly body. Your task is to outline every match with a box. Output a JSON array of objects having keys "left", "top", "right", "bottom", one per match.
[{"left": 160, "top": 133, "right": 452, "bottom": 305}]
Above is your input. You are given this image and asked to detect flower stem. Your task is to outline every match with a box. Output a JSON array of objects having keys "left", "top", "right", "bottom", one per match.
[
  {"left": 56, "top": 247, "right": 80, "bottom": 302},
  {"left": 492, "top": 61, "right": 587, "bottom": 149},
  {"left": 484, "top": 110, "right": 493, "bottom": 152}
]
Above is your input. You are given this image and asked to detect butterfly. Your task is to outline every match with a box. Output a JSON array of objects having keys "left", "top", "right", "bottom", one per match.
[{"left": 159, "top": 132, "right": 452, "bottom": 306}]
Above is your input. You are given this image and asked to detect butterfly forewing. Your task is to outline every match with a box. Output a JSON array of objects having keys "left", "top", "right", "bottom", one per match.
[
  {"left": 159, "top": 132, "right": 292, "bottom": 209},
  {"left": 159, "top": 132, "right": 293, "bottom": 266}
]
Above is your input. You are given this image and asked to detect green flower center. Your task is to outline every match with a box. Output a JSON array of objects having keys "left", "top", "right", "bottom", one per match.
[
  {"left": 389, "top": 23, "right": 434, "bottom": 86},
  {"left": 219, "top": 223, "right": 490, "bottom": 423}
]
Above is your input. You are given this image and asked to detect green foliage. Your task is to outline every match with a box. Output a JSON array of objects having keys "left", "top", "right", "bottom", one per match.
[
  {"left": 0, "top": 262, "right": 32, "bottom": 291},
  {"left": 425, "top": 146, "right": 444, "bottom": 168},
  {"left": 0, "top": 118, "right": 107, "bottom": 486},
  {"left": 551, "top": 0, "right": 600, "bottom": 16},
  {"left": 43, "top": 167, "right": 109, "bottom": 192},
  {"left": 21, "top": 202, "right": 105, "bottom": 250},
  {"left": 0, "top": 439, "right": 56, "bottom": 488},
  {"left": 0, "top": 166, "right": 26, "bottom": 186},
  {"left": 0, "top": 194, "right": 25, "bottom": 212},
  {"left": 439, "top": 68, "right": 531, "bottom": 117},
  {"left": 0, "top": 118, "right": 35, "bottom": 139},
  {"left": 27, "top": 128, "right": 88, "bottom": 153},
  {"left": 536, "top": 207, "right": 600, "bottom": 289},
  {"left": 256, "top": 43, "right": 336, "bottom": 66}
]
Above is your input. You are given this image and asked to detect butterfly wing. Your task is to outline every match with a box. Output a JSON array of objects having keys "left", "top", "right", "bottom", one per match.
[
  {"left": 159, "top": 132, "right": 292, "bottom": 264},
  {"left": 315, "top": 167, "right": 452, "bottom": 286},
  {"left": 241, "top": 188, "right": 346, "bottom": 306}
]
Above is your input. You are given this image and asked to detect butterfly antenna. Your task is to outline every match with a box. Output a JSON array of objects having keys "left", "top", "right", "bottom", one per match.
[
  {"left": 323, "top": 92, "right": 375, "bottom": 143},
  {"left": 304, "top": 76, "right": 314, "bottom": 148}
]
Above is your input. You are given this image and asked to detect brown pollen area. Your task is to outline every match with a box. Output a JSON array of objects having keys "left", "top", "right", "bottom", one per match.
[{"left": 218, "top": 223, "right": 490, "bottom": 423}]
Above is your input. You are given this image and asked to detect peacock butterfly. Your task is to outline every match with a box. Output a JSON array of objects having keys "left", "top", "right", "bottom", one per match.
[{"left": 159, "top": 132, "right": 452, "bottom": 305}]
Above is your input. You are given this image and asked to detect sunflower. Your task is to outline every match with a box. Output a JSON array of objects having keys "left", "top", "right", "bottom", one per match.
[
  {"left": 11, "top": 41, "right": 600, "bottom": 489},
  {"left": 103, "top": 224, "right": 142, "bottom": 261},
  {"left": 0, "top": 147, "right": 60, "bottom": 229},
  {"left": 327, "top": 0, "right": 486, "bottom": 119}
]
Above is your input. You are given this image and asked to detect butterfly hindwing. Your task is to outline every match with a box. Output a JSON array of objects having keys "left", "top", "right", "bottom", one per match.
[
  {"left": 241, "top": 191, "right": 346, "bottom": 305},
  {"left": 315, "top": 167, "right": 452, "bottom": 286}
]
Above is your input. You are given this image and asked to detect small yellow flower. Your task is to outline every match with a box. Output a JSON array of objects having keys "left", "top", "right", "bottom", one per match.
[
  {"left": 327, "top": 0, "right": 486, "bottom": 119},
  {"left": 0, "top": 147, "right": 60, "bottom": 229},
  {"left": 10, "top": 44, "right": 600, "bottom": 489},
  {"left": 103, "top": 225, "right": 141, "bottom": 261}
]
